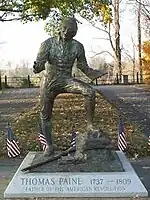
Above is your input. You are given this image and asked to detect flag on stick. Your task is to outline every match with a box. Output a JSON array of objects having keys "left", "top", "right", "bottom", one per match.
[
  {"left": 38, "top": 123, "right": 47, "bottom": 151},
  {"left": 71, "top": 131, "right": 76, "bottom": 148},
  {"left": 118, "top": 119, "right": 127, "bottom": 152},
  {"left": 70, "top": 131, "right": 77, "bottom": 156},
  {"left": 7, "top": 124, "right": 20, "bottom": 158},
  {"left": 148, "top": 136, "right": 150, "bottom": 146}
]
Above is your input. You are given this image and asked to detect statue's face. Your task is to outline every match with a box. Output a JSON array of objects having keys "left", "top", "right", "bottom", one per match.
[{"left": 60, "top": 18, "right": 77, "bottom": 40}]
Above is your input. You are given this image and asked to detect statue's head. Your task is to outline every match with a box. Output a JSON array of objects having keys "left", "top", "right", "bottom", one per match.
[{"left": 60, "top": 17, "right": 78, "bottom": 40}]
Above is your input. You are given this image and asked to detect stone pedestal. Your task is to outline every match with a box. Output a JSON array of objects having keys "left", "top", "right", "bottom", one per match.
[{"left": 4, "top": 151, "right": 148, "bottom": 199}]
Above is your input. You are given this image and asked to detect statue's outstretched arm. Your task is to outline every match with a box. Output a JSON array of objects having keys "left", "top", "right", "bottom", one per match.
[
  {"left": 76, "top": 44, "right": 107, "bottom": 81},
  {"left": 33, "top": 39, "right": 50, "bottom": 74},
  {"left": 76, "top": 43, "right": 93, "bottom": 77}
]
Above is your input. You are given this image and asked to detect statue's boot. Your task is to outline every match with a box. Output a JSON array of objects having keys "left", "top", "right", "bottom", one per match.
[
  {"left": 43, "top": 146, "right": 54, "bottom": 157},
  {"left": 74, "top": 132, "right": 87, "bottom": 163},
  {"left": 87, "top": 126, "right": 101, "bottom": 138},
  {"left": 41, "top": 119, "right": 54, "bottom": 157}
]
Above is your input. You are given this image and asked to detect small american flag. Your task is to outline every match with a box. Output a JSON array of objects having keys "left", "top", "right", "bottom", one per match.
[
  {"left": 148, "top": 136, "right": 150, "bottom": 146},
  {"left": 118, "top": 119, "right": 127, "bottom": 152},
  {"left": 7, "top": 124, "right": 20, "bottom": 158},
  {"left": 133, "top": 194, "right": 140, "bottom": 199},
  {"left": 71, "top": 131, "right": 76, "bottom": 148},
  {"left": 70, "top": 131, "right": 76, "bottom": 156},
  {"left": 38, "top": 123, "right": 47, "bottom": 151}
]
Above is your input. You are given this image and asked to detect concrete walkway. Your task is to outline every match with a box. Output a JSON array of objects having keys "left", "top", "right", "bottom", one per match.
[{"left": 0, "top": 158, "right": 22, "bottom": 200}]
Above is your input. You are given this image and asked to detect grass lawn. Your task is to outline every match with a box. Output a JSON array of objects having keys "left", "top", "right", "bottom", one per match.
[{"left": 0, "top": 92, "right": 149, "bottom": 158}]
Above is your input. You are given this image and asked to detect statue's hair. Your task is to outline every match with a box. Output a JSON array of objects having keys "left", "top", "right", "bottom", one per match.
[{"left": 62, "top": 17, "right": 78, "bottom": 29}]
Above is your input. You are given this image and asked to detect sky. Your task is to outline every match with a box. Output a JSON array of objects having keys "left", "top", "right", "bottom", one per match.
[{"left": 0, "top": 3, "right": 142, "bottom": 69}]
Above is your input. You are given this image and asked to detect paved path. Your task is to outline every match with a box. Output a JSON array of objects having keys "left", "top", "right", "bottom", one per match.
[
  {"left": 95, "top": 85, "right": 150, "bottom": 137},
  {"left": 0, "top": 88, "right": 39, "bottom": 135},
  {"left": 0, "top": 158, "right": 22, "bottom": 200}
]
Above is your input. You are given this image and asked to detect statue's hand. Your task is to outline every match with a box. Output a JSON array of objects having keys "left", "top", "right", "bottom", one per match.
[
  {"left": 33, "top": 61, "right": 45, "bottom": 73},
  {"left": 33, "top": 61, "right": 39, "bottom": 74}
]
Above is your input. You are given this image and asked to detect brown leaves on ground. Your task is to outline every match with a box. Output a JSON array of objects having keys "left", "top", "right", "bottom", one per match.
[{"left": 0, "top": 93, "right": 149, "bottom": 158}]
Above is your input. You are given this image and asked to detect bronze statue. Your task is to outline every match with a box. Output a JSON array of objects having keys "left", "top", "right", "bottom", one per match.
[{"left": 33, "top": 17, "right": 105, "bottom": 160}]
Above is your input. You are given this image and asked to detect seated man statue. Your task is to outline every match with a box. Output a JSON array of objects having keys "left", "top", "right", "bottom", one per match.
[{"left": 33, "top": 17, "right": 105, "bottom": 158}]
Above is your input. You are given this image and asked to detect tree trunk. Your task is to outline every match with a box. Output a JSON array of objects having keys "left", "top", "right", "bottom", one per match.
[
  {"left": 114, "top": 0, "right": 122, "bottom": 83},
  {"left": 132, "top": 60, "right": 136, "bottom": 83},
  {"left": 131, "top": 36, "right": 136, "bottom": 83},
  {"left": 138, "top": 0, "right": 143, "bottom": 83}
]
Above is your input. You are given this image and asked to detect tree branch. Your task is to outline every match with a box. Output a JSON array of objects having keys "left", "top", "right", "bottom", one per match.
[
  {"left": 0, "top": 11, "right": 7, "bottom": 19},
  {"left": 90, "top": 23, "right": 110, "bottom": 34},
  {"left": 107, "top": 23, "right": 116, "bottom": 54},
  {"left": 123, "top": 49, "right": 134, "bottom": 61},
  {"left": 90, "top": 50, "right": 116, "bottom": 60},
  {"left": 89, "top": 23, "right": 116, "bottom": 55},
  {"left": 0, "top": 16, "right": 23, "bottom": 22},
  {"left": 130, "top": 0, "right": 150, "bottom": 20},
  {"left": 141, "top": 7, "right": 150, "bottom": 21},
  {"left": 92, "top": 37, "right": 109, "bottom": 40},
  {"left": 135, "top": 0, "right": 150, "bottom": 8},
  {"left": 0, "top": 8, "right": 22, "bottom": 12}
]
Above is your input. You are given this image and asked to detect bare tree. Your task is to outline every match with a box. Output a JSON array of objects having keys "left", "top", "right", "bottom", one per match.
[
  {"left": 128, "top": 0, "right": 148, "bottom": 82},
  {"left": 137, "top": 0, "right": 143, "bottom": 83},
  {"left": 114, "top": 0, "right": 121, "bottom": 82},
  {"left": 135, "top": 0, "right": 150, "bottom": 21},
  {"left": 128, "top": 0, "right": 150, "bottom": 82},
  {"left": 87, "top": 0, "right": 122, "bottom": 82},
  {"left": 122, "top": 36, "right": 136, "bottom": 82}
]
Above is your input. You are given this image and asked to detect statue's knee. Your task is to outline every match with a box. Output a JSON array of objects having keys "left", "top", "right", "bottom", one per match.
[
  {"left": 88, "top": 88, "right": 95, "bottom": 99},
  {"left": 40, "top": 111, "right": 50, "bottom": 121}
]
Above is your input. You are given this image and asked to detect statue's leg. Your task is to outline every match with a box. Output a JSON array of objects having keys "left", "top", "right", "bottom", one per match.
[
  {"left": 85, "top": 89, "right": 96, "bottom": 131},
  {"left": 64, "top": 78, "right": 96, "bottom": 131},
  {"left": 40, "top": 81, "right": 58, "bottom": 157},
  {"left": 63, "top": 78, "right": 96, "bottom": 161}
]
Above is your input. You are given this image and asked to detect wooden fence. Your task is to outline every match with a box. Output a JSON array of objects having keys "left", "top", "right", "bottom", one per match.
[{"left": 0, "top": 72, "right": 144, "bottom": 90}]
